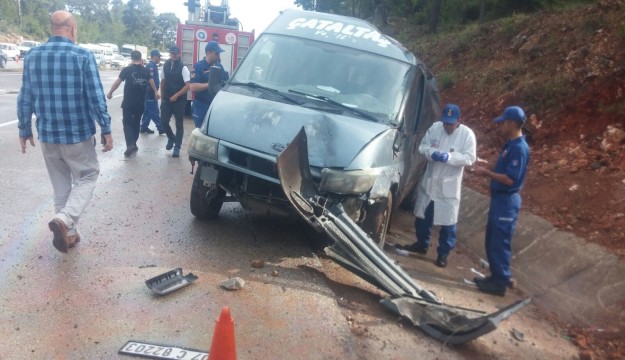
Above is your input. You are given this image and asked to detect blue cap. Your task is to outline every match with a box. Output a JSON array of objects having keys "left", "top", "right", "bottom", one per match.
[
  {"left": 150, "top": 49, "right": 161, "bottom": 57},
  {"left": 205, "top": 41, "right": 225, "bottom": 54},
  {"left": 495, "top": 106, "right": 526, "bottom": 124},
  {"left": 168, "top": 46, "right": 180, "bottom": 54},
  {"left": 440, "top": 104, "right": 461, "bottom": 124}
]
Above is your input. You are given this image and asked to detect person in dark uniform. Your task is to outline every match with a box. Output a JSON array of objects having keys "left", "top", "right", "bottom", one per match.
[
  {"left": 190, "top": 41, "right": 229, "bottom": 128},
  {"left": 107, "top": 50, "right": 149, "bottom": 157},
  {"left": 140, "top": 49, "right": 164, "bottom": 135},
  {"left": 160, "top": 46, "right": 190, "bottom": 158},
  {"left": 471, "top": 106, "right": 530, "bottom": 296}
]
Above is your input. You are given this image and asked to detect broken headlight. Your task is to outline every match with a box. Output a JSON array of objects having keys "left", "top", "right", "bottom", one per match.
[
  {"left": 188, "top": 128, "right": 219, "bottom": 160},
  {"left": 319, "top": 168, "right": 378, "bottom": 195}
]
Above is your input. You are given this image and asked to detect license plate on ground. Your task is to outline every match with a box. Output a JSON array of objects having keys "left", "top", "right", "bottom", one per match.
[{"left": 119, "top": 340, "right": 208, "bottom": 360}]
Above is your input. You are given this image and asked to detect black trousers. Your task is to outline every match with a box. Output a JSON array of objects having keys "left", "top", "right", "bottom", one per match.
[
  {"left": 161, "top": 99, "right": 186, "bottom": 148},
  {"left": 122, "top": 106, "right": 144, "bottom": 148}
]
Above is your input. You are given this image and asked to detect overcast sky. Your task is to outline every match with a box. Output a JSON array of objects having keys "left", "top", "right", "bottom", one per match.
[{"left": 150, "top": 0, "right": 301, "bottom": 34}]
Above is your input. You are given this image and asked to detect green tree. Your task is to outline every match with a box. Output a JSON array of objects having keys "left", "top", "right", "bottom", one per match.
[
  {"left": 21, "top": 0, "right": 65, "bottom": 38},
  {"left": 428, "top": 0, "right": 441, "bottom": 33},
  {"left": 123, "top": 0, "right": 155, "bottom": 45},
  {"left": 152, "top": 12, "right": 179, "bottom": 49},
  {"left": 66, "top": 0, "right": 110, "bottom": 22}
]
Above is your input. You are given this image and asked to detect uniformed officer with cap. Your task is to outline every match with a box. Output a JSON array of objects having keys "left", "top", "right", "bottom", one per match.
[
  {"left": 472, "top": 106, "right": 530, "bottom": 296},
  {"left": 140, "top": 49, "right": 164, "bottom": 134},
  {"left": 190, "top": 41, "right": 229, "bottom": 128},
  {"left": 397, "top": 104, "right": 477, "bottom": 268}
]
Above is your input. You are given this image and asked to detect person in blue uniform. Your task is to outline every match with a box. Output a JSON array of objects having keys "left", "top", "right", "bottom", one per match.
[
  {"left": 471, "top": 106, "right": 530, "bottom": 296},
  {"left": 190, "top": 41, "right": 229, "bottom": 128},
  {"left": 140, "top": 49, "right": 164, "bottom": 135}
]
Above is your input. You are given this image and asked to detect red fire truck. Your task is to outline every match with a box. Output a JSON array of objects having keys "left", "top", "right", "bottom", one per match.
[{"left": 177, "top": 0, "right": 254, "bottom": 91}]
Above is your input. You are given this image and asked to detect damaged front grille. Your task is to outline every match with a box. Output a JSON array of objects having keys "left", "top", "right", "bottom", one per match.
[{"left": 227, "top": 147, "right": 279, "bottom": 180}]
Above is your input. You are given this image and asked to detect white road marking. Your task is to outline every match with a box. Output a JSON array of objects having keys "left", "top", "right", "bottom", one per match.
[{"left": 0, "top": 120, "right": 18, "bottom": 128}]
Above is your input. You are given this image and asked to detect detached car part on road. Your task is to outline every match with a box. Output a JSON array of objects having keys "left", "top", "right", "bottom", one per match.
[{"left": 188, "top": 10, "right": 529, "bottom": 343}]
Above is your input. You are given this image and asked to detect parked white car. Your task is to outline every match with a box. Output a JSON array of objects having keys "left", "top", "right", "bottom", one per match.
[
  {"left": 18, "top": 40, "right": 41, "bottom": 56},
  {"left": 110, "top": 54, "right": 131, "bottom": 69},
  {"left": 94, "top": 54, "right": 105, "bottom": 67},
  {"left": 0, "top": 43, "right": 20, "bottom": 60}
]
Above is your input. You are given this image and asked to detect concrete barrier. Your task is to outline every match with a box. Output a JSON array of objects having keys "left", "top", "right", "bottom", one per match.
[{"left": 458, "top": 187, "right": 625, "bottom": 330}]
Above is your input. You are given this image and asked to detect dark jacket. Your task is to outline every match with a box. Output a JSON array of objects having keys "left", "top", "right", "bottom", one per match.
[{"left": 163, "top": 59, "right": 186, "bottom": 101}]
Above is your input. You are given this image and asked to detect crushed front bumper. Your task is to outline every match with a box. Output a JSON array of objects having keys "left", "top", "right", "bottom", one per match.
[{"left": 276, "top": 128, "right": 530, "bottom": 344}]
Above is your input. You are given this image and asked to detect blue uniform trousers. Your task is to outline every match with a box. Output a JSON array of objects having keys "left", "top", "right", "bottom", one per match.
[
  {"left": 140, "top": 99, "right": 163, "bottom": 132},
  {"left": 192, "top": 100, "right": 210, "bottom": 128},
  {"left": 414, "top": 201, "right": 457, "bottom": 257},
  {"left": 485, "top": 193, "right": 521, "bottom": 287}
]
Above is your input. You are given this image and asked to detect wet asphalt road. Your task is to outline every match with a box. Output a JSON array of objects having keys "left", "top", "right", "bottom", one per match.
[
  {"left": 0, "top": 67, "right": 578, "bottom": 359},
  {"left": 0, "top": 68, "right": 359, "bottom": 359}
]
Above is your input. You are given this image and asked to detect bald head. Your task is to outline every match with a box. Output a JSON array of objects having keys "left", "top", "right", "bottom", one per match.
[{"left": 51, "top": 11, "right": 77, "bottom": 42}]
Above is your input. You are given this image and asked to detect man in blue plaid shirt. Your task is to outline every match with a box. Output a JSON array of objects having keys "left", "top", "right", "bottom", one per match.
[{"left": 17, "top": 10, "right": 113, "bottom": 254}]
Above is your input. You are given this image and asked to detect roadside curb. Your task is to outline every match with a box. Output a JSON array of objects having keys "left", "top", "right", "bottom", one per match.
[{"left": 457, "top": 187, "right": 625, "bottom": 330}]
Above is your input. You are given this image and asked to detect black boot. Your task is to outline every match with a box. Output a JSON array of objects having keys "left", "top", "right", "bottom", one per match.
[
  {"left": 473, "top": 276, "right": 492, "bottom": 284},
  {"left": 435, "top": 255, "right": 447, "bottom": 268},
  {"left": 395, "top": 243, "right": 428, "bottom": 255},
  {"left": 476, "top": 279, "right": 506, "bottom": 296}
]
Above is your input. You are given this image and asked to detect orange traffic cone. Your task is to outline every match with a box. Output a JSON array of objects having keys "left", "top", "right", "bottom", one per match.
[{"left": 208, "top": 307, "right": 237, "bottom": 360}]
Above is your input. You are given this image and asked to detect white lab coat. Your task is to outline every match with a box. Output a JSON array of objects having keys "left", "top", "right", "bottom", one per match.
[{"left": 413, "top": 122, "right": 477, "bottom": 225}]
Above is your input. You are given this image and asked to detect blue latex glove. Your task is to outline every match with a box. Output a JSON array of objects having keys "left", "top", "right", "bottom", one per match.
[{"left": 431, "top": 151, "right": 449, "bottom": 162}]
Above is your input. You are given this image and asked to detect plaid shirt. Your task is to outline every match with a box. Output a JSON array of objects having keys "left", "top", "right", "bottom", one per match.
[{"left": 17, "top": 36, "right": 111, "bottom": 144}]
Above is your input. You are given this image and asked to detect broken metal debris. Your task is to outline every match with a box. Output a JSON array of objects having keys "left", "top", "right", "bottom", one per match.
[
  {"left": 511, "top": 328, "right": 525, "bottom": 342},
  {"left": 276, "top": 129, "right": 531, "bottom": 344},
  {"left": 471, "top": 268, "right": 486, "bottom": 278},
  {"left": 395, "top": 248, "right": 411, "bottom": 257},
  {"left": 221, "top": 277, "right": 245, "bottom": 291},
  {"left": 145, "top": 268, "right": 198, "bottom": 295}
]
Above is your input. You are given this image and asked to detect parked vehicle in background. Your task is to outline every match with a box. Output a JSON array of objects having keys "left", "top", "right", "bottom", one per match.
[
  {"left": 121, "top": 44, "right": 148, "bottom": 60},
  {"left": 110, "top": 54, "right": 131, "bottom": 69},
  {"left": 0, "top": 43, "right": 20, "bottom": 61},
  {"left": 93, "top": 54, "right": 105, "bottom": 67},
  {"left": 18, "top": 40, "right": 41, "bottom": 56},
  {"left": 79, "top": 43, "right": 114, "bottom": 64},
  {"left": 98, "top": 43, "right": 120, "bottom": 56},
  {"left": 0, "top": 49, "right": 7, "bottom": 68}
]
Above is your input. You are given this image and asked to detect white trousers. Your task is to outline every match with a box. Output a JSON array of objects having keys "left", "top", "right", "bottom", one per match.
[{"left": 41, "top": 138, "right": 100, "bottom": 235}]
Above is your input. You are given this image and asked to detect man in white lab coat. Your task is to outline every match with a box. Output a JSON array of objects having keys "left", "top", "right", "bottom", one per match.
[{"left": 397, "top": 104, "right": 476, "bottom": 267}]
